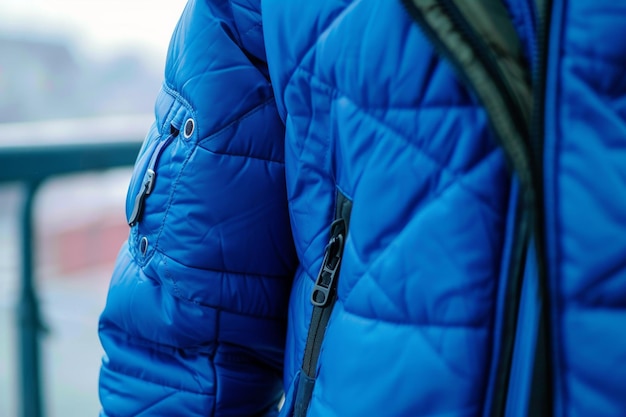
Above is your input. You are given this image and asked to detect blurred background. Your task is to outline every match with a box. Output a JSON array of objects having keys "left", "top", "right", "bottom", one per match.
[{"left": 0, "top": 0, "right": 187, "bottom": 415}]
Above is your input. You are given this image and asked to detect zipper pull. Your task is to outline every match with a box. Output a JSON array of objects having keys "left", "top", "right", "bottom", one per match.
[
  {"left": 311, "top": 219, "right": 346, "bottom": 307},
  {"left": 128, "top": 169, "right": 155, "bottom": 226},
  {"left": 127, "top": 131, "right": 176, "bottom": 226}
]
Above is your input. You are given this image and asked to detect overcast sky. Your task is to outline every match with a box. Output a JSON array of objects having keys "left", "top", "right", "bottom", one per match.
[{"left": 0, "top": 0, "right": 188, "bottom": 61}]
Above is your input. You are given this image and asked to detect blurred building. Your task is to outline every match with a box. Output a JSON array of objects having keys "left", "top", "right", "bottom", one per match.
[
  {"left": 0, "top": 36, "right": 78, "bottom": 122},
  {"left": 0, "top": 34, "right": 162, "bottom": 123},
  {"left": 0, "top": 31, "right": 161, "bottom": 417}
]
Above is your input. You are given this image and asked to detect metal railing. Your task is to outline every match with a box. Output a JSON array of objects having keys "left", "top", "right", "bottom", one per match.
[{"left": 0, "top": 115, "right": 149, "bottom": 417}]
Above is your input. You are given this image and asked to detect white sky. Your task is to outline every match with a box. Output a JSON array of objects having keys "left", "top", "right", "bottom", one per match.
[{"left": 0, "top": 0, "right": 189, "bottom": 61}]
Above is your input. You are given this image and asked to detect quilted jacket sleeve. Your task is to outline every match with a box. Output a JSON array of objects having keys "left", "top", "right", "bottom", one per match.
[{"left": 97, "top": 1, "right": 297, "bottom": 416}]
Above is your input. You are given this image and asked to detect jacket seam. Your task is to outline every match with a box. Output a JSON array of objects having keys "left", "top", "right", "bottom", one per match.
[
  {"left": 297, "top": 66, "right": 489, "bottom": 179},
  {"left": 103, "top": 321, "right": 214, "bottom": 352},
  {"left": 228, "top": 0, "right": 242, "bottom": 45},
  {"left": 161, "top": 82, "right": 197, "bottom": 122},
  {"left": 158, "top": 255, "right": 288, "bottom": 320},
  {"left": 150, "top": 98, "right": 285, "bottom": 255},
  {"left": 339, "top": 299, "right": 491, "bottom": 329},
  {"left": 340, "top": 151, "right": 503, "bottom": 315},
  {"left": 195, "top": 96, "right": 285, "bottom": 163},
  {"left": 167, "top": 293, "right": 287, "bottom": 322},
  {"left": 240, "top": 21, "right": 263, "bottom": 38},
  {"left": 300, "top": 67, "right": 505, "bottom": 216},
  {"left": 197, "top": 96, "right": 275, "bottom": 145},
  {"left": 289, "top": 75, "right": 502, "bottom": 278},
  {"left": 103, "top": 362, "right": 214, "bottom": 396},
  {"left": 290, "top": 65, "right": 483, "bottom": 111},
  {"left": 196, "top": 146, "right": 285, "bottom": 164},
  {"left": 155, "top": 248, "right": 291, "bottom": 280},
  {"left": 228, "top": 1, "right": 263, "bottom": 43},
  {"left": 162, "top": 82, "right": 279, "bottom": 160},
  {"left": 279, "top": 1, "right": 355, "bottom": 113}
]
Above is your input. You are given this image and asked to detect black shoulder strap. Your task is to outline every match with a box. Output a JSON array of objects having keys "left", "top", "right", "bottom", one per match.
[
  {"left": 402, "top": 0, "right": 534, "bottom": 192},
  {"left": 401, "top": 1, "right": 551, "bottom": 417}
]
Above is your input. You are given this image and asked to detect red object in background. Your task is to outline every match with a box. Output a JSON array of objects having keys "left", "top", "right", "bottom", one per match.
[{"left": 39, "top": 213, "right": 129, "bottom": 277}]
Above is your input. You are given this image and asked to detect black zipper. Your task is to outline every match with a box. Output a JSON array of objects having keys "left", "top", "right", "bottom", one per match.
[
  {"left": 302, "top": 218, "right": 346, "bottom": 375},
  {"left": 530, "top": 0, "right": 550, "bottom": 232},
  {"left": 530, "top": 0, "right": 550, "bottom": 248},
  {"left": 526, "top": 0, "right": 553, "bottom": 415},
  {"left": 295, "top": 192, "right": 351, "bottom": 417},
  {"left": 294, "top": 219, "right": 346, "bottom": 417}
]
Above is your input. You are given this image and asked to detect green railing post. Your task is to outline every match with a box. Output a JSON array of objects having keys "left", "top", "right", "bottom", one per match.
[
  {"left": 0, "top": 115, "right": 147, "bottom": 417},
  {"left": 18, "top": 180, "right": 45, "bottom": 417}
]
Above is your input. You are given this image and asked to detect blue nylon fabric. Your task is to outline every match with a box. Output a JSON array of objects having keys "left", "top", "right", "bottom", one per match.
[
  {"left": 481, "top": 178, "right": 522, "bottom": 417},
  {"left": 266, "top": 0, "right": 509, "bottom": 415},
  {"left": 98, "top": 0, "right": 626, "bottom": 416},
  {"left": 503, "top": 240, "right": 540, "bottom": 417},
  {"left": 98, "top": 0, "right": 296, "bottom": 416},
  {"left": 543, "top": 1, "right": 626, "bottom": 416}
]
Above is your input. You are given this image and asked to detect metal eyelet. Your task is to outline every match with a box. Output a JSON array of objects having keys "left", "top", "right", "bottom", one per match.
[
  {"left": 139, "top": 236, "right": 149, "bottom": 256},
  {"left": 183, "top": 118, "right": 195, "bottom": 139}
]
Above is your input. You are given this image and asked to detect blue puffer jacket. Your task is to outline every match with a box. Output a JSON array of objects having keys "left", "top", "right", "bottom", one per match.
[{"left": 98, "top": 1, "right": 626, "bottom": 416}]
